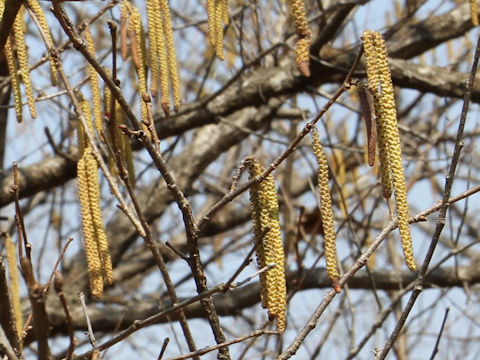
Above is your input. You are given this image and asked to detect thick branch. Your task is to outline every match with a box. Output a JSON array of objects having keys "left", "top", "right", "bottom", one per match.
[
  {"left": 0, "top": 155, "right": 76, "bottom": 208},
  {"left": 388, "top": 2, "right": 475, "bottom": 59}
]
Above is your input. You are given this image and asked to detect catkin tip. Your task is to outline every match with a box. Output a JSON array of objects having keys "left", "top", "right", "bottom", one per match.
[
  {"left": 311, "top": 127, "right": 340, "bottom": 286},
  {"left": 296, "top": 37, "right": 311, "bottom": 77}
]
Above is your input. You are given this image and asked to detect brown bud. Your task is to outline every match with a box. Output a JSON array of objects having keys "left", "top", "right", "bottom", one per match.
[{"left": 54, "top": 271, "right": 64, "bottom": 292}]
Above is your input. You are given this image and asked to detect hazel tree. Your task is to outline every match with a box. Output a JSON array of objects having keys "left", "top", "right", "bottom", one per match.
[{"left": 1, "top": 1, "right": 480, "bottom": 359}]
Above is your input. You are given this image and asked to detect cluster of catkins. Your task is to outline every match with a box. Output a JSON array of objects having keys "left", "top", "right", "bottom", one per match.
[{"left": 246, "top": 28, "right": 418, "bottom": 333}]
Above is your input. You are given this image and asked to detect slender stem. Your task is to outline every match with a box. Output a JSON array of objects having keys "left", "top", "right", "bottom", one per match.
[
  {"left": 77, "top": 292, "right": 96, "bottom": 348},
  {"left": 164, "top": 330, "right": 277, "bottom": 360},
  {"left": 428, "top": 307, "right": 449, "bottom": 360}
]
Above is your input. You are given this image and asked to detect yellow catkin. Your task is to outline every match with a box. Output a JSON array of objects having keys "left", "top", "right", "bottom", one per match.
[
  {"left": 13, "top": 6, "right": 36, "bottom": 118},
  {"left": 4, "top": 38, "right": 23, "bottom": 123},
  {"left": 311, "top": 127, "right": 340, "bottom": 292},
  {"left": 87, "top": 151, "right": 113, "bottom": 285},
  {"left": 250, "top": 165, "right": 268, "bottom": 309},
  {"left": 84, "top": 25, "right": 104, "bottom": 138},
  {"left": 77, "top": 152, "right": 104, "bottom": 297},
  {"left": 249, "top": 163, "right": 268, "bottom": 309},
  {"left": 214, "top": 0, "right": 225, "bottom": 60},
  {"left": 120, "top": 1, "right": 128, "bottom": 60},
  {"left": 220, "top": 0, "right": 229, "bottom": 25},
  {"left": 27, "top": 0, "right": 58, "bottom": 86},
  {"left": 206, "top": 0, "right": 229, "bottom": 60},
  {"left": 160, "top": 0, "right": 181, "bottom": 112},
  {"left": 363, "top": 30, "right": 392, "bottom": 198},
  {"left": 81, "top": 99, "right": 113, "bottom": 285},
  {"left": 77, "top": 124, "right": 103, "bottom": 296},
  {"left": 331, "top": 149, "right": 349, "bottom": 219},
  {"left": 127, "top": 4, "right": 148, "bottom": 121},
  {"left": 296, "top": 37, "right": 311, "bottom": 77},
  {"left": 362, "top": 31, "right": 416, "bottom": 271},
  {"left": 471, "top": 0, "right": 479, "bottom": 26},
  {"left": 207, "top": 0, "right": 216, "bottom": 46},
  {"left": 248, "top": 158, "right": 287, "bottom": 333},
  {"left": 4, "top": 233, "right": 23, "bottom": 337},
  {"left": 146, "top": 0, "right": 160, "bottom": 97},
  {"left": 152, "top": 0, "right": 170, "bottom": 115},
  {"left": 290, "top": 0, "right": 311, "bottom": 77},
  {"left": 362, "top": 31, "right": 381, "bottom": 94},
  {"left": 77, "top": 97, "right": 113, "bottom": 297}
]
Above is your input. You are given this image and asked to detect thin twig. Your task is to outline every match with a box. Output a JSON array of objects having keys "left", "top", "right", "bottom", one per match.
[
  {"left": 164, "top": 330, "right": 277, "bottom": 360},
  {"left": 235, "top": 264, "right": 276, "bottom": 288},
  {"left": 0, "top": 325, "right": 19, "bottom": 360},
  {"left": 224, "top": 226, "right": 271, "bottom": 290},
  {"left": 43, "top": 127, "right": 76, "bottom": 162},
  {"left": 77, "top": 292, "right": 96, "bottom": 348},
  {"left": 157, "top": 338, "right": 170, "bottom": 360},
  {"left": 54, "top": 272, "right": 76, "bottom": 360},
  {"left": 43, "top": 237, "right": 73, "bottom": 294},
  {"left": 11, "top": 163, "right": 29, "bottom": 260},
  {"left": 429, "top": 307, "right": 449, "bottom": 360},
  {"left": 165, "top": 241, "right": 189, "bottom": 262}
]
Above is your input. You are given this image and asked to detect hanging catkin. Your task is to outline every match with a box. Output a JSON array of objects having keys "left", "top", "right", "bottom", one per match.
[
  {"left": 206, "top": 0, "right": 229, "bottom": 60},
  {"left": 4, "top": 233, "right": 23, "bottom": 337},
  {"left": 290, "top": 0, "right": 311, "bottom": 76},
  {"left": 146, "top": 0, "right": 161, "bottom": 97},
  {"left": 84, "top": 24, "right": 104, "bottom": 138},
  {"left": 27, "top": 0, "right": 58, "bottom": 86},
  {"left": 311, "top": 127, "right": 340, "bottom": 292},
  {"left": 362, "top": 30, "right": 416, "bottom": 271},
  {"left": 77, "top": 96, "right": 113, "bottom": 297},
  {"left": 160, "top": 0, "right": 181, "bottom": 111},
  {"left": 125, "top": 3, "right": 149, "bottom": 124},
  {"left": 146, "top": 0, "right": 180, "bottom": 114},
  {"left": 4, "top": 37, "right": 23, "bottom": 123},
  {"left": 13, "top": 5, "right": 36, "bottom": 118},
  {"left": 363, "top": 30, "right": 392, "bottom": 198},
  {"left": 1, "top": 0, "right": 22, "bottom": 122},
  {"left": 248, "top": 158, "right": 286, "bottom": 333}
]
